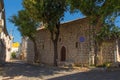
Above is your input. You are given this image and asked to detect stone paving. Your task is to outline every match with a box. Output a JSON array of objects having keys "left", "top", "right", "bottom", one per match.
[{"left": 1, "top": 60, "right": 120, "bottom": 80}]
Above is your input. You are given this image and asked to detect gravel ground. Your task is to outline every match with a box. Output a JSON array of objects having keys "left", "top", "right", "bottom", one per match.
[{"left": 1, "top": 60, "right": 120, "bottom": 80}]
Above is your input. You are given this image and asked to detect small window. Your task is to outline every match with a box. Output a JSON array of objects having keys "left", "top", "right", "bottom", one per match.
[
  {"left": 59, "top": 38, "right": 61, "bottom": 42},
  {"left": 76, "top": 42, "right": 78, "bottom": 48},
  {"left": 42, "top": 44, "right": 44, "bottom": 49}
]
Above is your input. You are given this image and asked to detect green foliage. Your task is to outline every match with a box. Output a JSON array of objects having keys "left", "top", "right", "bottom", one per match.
[
  {"left": 9, "top": 10, "right": 39, "bottom": 40},
  {"left": 97, "top": 62, "right": 111, "bottom": 68},
  {"left": 68, "top": 0, "right": 120, "bottom": 19},
  {"left": 68, "top": 0, "right": 99, "bottom": 16},
  {"left": 23, "top": 0, "right": 68, "bottom": 31},
  {"left": 96, "top": 24, "right": 120, "bottom": 42},
  {"left": 9, "top": 10, "right": 40, "bottom": 62},
  {"left": 68, "top": 0, "right": 120, "bottom": 43},
  {"left": 11, "top": 52, "right": 16, "bottom": 59}
]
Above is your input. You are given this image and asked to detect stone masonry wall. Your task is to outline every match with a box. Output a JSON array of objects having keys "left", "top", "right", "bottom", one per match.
[
  {"left": 36, "top": 18, "right": 91, "bottom": 66},
  {"left": 26, "top": 38, "right": 34, "bottom": 63},
  {"left": 36, "top": 30, "right": 54, "bottom": 65},
  {"left": 101, "top": 41, "right": 115, "bottom": 63},
  {"left": 27, "top": 18, "right": 119, "bottom": 66},
  {"left": 58, "top": 18, "right": 91, "bottom": 66}
]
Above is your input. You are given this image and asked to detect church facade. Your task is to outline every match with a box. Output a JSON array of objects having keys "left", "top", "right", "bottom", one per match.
[
  {"left": 35, "top": 18, "right": 119, "bottom": 66},
  {"left": 24, "top": 18, "right": 119, "bottom": 66}
]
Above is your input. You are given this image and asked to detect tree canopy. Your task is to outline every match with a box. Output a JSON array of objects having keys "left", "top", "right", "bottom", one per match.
[
  {"left": 9, "top": 10, "right": 38, "bottom": 40},
  {"left": 67, "top": 0, "right": 120, "bottom": 40},
  {"left": 68, "top": 0, "right": 120, "bottom": 17},
  {"left": 23, "top": 0, "right": 67, "bottom": 31},
  {"left": 9, "top": 10, "right": 40, "bottom": 62},
  {"left": 68, "top": 0, "right": 120, "bottom": 25}
]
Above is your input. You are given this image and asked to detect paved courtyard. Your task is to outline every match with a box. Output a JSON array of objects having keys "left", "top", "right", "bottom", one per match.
[{"left": 1, "top": 60, "right": 120, "bottom": 80}]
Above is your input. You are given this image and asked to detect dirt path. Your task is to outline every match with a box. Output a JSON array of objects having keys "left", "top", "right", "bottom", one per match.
[
  {"left": 1, "top": 60, "right": 82, "bottom": 80},
  {"left": 1, "top": 60, "right": 120, "bottom": 80}
]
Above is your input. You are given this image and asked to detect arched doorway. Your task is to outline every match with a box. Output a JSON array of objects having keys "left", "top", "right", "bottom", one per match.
[{"left": 60, "top": 46, "right": 66, "bottom": 61}]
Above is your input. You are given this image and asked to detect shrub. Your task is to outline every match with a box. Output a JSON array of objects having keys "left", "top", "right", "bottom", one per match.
[
  {"left": 97, "top": 62, "right": 111, "bottom": 68},
  {"left": 103, "top": 62, "right": 111, "bottom": 68},
  {"left": 11, "top": 52, "right": 16, "bottom": 59}
]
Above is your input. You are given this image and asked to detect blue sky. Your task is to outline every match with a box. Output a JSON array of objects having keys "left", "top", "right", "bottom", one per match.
[
  {"left": 4, "top": 0, "right": 84, "bottom": 43},
  {"left": 115, "top": 16, "right": 120, "bottom": 27},
  {"left": 4, "top": 0, "right": 23, "bottom": 43}
]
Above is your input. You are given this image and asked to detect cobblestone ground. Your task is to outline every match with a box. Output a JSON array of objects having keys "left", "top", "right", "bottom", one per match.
[{"left": 1, "top": 60, "right": 120, "bottom": 80}]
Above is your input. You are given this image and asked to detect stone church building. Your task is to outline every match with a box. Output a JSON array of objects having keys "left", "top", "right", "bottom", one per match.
[{"left": 22, "top": 18, "right": 120, "bottom": 66}]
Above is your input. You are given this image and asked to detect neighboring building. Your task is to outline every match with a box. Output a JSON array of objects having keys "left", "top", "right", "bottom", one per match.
[
  {"left": 22, "top": 18, "right": 120, "bottom": 66},
  {"left": 19, "top": 37, "right": 27, "bottom": 60},
  {"left": 5, "top": 35, "right": 13, "bottom": 61},
  {"left": 19, "top": 37, "right": 34, "bottom": 62},
  {"left": 0, "top": 0, "right": 12, "bottom": 64},
  {"left": 11, "top": 42, "right": 20, "bottom": 58}
]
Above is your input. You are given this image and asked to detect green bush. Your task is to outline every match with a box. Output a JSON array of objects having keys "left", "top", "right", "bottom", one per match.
[
  {"left": 97, "top": 62, "right": 111, "bottom": 68},
  {"left": 11, "top": 52, "right": 16, "bottom": 59},
  {"left": 103, "top": 62, "right": 111, "bottom": 68}
]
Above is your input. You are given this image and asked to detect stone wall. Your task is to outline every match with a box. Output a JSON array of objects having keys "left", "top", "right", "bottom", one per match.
[
  {"left": 102, "top": 41, "right": 115, "bottom": 63},
  {"left": 96, "top": 40, "right": 120, "bottom": 66},
  {"left": 36, "top": 30, "right": 54, "bottom": 65},
  {"left": 26, "top": 18, "right": 120, "bottom": 66},
  {"left": 26, "top": 38, "right": 34, "bottom": 63},
  {"left": 0, "top": 39, "right": 6, "bottom": 65},
  {"left": 20, "top": 37, "right": 34, "bottom": 63},
  {"left": 5, "top": 36, "right": 12, "bottom": 61},
  {"left": 35, "top": 18, "right": 92, "bottom": 66},
  {"left": 58, "top": 18, "right": 91, "bottom": 66}
]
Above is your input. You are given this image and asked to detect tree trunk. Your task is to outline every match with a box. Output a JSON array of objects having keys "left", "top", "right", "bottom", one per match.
[
  {"left": 31, "top": 38, "right": 39, "bottom": 63},
  {"left": 94, "top": 41, "right": 97, "bottom": 66},
  {"left": 50, "top": 22, "right": 60, "bottom": 66},
  {"left": 94, "top": 41, "right": 102, "bottom": 66},
  {"left": 99, "top": 44, "right": 103, "bottom": 65},
  {"left": 89, "top": 25, "right": 95, "bottom": 66},
  {"left": 53, "top": 39, "right": 58, "bottom": 66}
]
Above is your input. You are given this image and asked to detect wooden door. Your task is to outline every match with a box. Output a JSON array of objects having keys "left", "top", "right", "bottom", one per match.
[{"left": 60, "top": 46, "right": 66, "bottom": 61}]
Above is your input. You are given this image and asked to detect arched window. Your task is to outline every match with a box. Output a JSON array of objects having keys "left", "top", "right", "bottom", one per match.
[{"left": 76, "top": 42, "right": 78, "bottom": 48}]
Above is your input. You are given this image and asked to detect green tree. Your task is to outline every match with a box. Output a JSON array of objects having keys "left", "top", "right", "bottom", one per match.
[
  {"left": 96, "top": 18, "right": 120, "bottom": 63},
  {"left": 68, "top": 0, "right": 120, "bottom": 22},
  {"left": 11, "top": 52, "right": 16, "bottom": 59},
  {"left": 23, "top": 0, "right": 68, "bottom": 66},
  {"left": 9, "top": 10, "right": 39, "bottom": 62},
  {"left": 68, "top": 0, "right": 120, "bottom": 65}
]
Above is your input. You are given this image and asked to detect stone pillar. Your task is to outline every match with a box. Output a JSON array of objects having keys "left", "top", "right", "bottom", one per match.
[
  {"left": 0, "top": 12, "right": 2, "bottom": 20},
  {"left": 89, "top": 25, "right": 95, "bottom": 66},
  {"left": 114, "top": 39, "right": 120, "bottom": 62},
  {"left": 89, "top": 50, "right": 95, "bottom": 65},
  {"left": 97, "top": 47, "right": 103, "bottom": 65}
]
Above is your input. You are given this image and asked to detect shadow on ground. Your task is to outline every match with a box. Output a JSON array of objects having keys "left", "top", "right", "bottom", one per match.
[
  {"left": 48, "top": 69, "right": 120, "bottom": 80},
  {"left": 3, "top": 60, "right": 120, "bottom": 80},
  {"left": 3, "top": 60, "right": 72, "bottom": 79}
]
